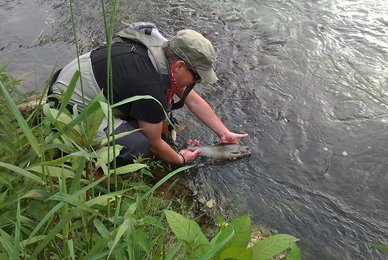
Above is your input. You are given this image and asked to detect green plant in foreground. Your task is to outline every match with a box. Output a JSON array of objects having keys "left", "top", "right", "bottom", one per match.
[
  {"left": 165, "top": 211, "right": 301, "bottom": 260},
  {"left": 365, "top": 240, "right": 388, "bottom": 259},
  {"left": 0, "top": 82, "right": 194, "bottom": 259}
]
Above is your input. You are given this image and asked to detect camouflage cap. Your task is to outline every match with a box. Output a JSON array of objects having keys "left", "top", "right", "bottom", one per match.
[{"left": 163, "top": 29, "right": 218, "bottom": 83}]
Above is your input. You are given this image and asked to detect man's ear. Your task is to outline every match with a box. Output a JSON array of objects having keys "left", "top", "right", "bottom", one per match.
[{"left": 172, "top": 60, "right": 186, "bottom": 72}]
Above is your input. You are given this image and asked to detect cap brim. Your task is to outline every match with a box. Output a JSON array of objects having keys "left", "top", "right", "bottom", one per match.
[{"left": 197, "top": 68, "right": 218, "bottom": 84}]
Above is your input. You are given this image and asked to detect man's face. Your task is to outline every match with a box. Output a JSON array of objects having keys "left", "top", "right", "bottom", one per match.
[{"left": 173, "top": 60, "right": 202, "bottom": 89}]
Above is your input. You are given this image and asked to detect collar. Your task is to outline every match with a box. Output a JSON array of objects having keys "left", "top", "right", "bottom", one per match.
[{"left": 167, "top": 64, "right": 179, "bottom": 103}]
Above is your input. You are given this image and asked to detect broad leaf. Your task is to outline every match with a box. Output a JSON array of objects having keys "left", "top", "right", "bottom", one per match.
[
  {"left": 229, "top": 213, "right": 252, "bottom": 247},
  {"left": 84, "top": 92, "right": 105, "bottom": 140},
  {"left": 220, "top": 246, "right": 252, "bottom": 260},
  {"left": 212, "top": 224, "right": 234, "bottom": 258},
  {"left": 165, "top": 210, "right": 210, "bottom": 257},
  {"left": 286, "top": 242, "right": 301, "bottom": 260},
  {"left": 252, "top": 234, "right": 299, "bottom": 260},
  {"left": 199, "top": 228, "right": 235, "bottom": 260},
  {"left": 96, "top": 145, "right": 123, "bottom": 164},
  {"left": 110, "top": 163, "right": 148, "bottom": 175},
  {"left": 144, "top": 215, "right": 165, "bottom": 229}
]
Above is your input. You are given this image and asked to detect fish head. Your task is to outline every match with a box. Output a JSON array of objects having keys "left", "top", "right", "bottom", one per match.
[
  {"left": 238, "top": 145, "right": 251, "bottom": 155},
  {"left": 229, "top": 145, "right": 251, "bottom": 157}
]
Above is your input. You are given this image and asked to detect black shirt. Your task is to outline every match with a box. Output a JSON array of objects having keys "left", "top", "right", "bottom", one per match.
[{"left": 91, "top": 42, "right": 168, "bottom": 124}]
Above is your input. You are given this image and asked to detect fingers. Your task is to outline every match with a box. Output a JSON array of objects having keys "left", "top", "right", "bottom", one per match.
[
  {"left": 224, "top": 132, "right": 249, "bottom": 143},
  {"left": 188, "top": 139, "right": 200, "bottom": 146},
  {"left": 179, "top": 148, "right": 201, "bottom": 163},
  {"left": 238, "top": 133, "right": 249, "bottom": 139}
]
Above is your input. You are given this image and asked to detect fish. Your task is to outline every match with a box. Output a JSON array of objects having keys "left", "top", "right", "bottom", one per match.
[{"left": 184, "top": 143, "right": 251, "bottom": 158}]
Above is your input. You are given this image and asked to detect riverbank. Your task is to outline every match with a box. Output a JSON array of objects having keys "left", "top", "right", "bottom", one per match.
[{"left": 8, "top": 83, "right": 292, "bottom": 259}]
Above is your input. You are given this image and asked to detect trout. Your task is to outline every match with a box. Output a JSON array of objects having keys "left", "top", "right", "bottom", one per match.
[{"left": 184, "top": 143, "right": 251, "bottom": 158}]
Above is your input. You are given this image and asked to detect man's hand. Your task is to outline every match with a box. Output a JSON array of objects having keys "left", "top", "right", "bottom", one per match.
[
  {"left": 178, "top": 139, "right": 201, "bottom": 163},
  {"left": 220, "top": 132, "right": 249, "bottom": 144}
]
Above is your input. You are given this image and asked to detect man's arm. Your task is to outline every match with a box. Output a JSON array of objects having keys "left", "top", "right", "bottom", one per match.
[
  {"left": 177, "top": 89, "right": 248, "bottom": 143},
  {"left": 138, "top": 120, "right": 200, "bottom": 164}
]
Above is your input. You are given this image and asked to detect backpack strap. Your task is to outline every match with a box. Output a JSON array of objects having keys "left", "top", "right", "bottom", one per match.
[
  {"left": 114, "top": 27, "right": 195, "bottom": 112},
  {"left": 167, "top": 83, "right": 196, "bottom": 112}
]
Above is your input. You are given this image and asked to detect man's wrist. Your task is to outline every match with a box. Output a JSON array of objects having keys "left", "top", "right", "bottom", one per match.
[{"left": 178, "top": 152, "right": 185, "bottom": 165}]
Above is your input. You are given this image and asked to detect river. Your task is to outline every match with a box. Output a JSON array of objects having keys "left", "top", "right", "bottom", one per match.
[{"left": 1, "top": 0, "right": 387, "bottom": 259}]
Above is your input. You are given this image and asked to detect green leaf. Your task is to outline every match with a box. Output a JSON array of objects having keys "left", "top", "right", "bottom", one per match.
[
  {"left": 198, "top": 228, "right": 235, "bottom": 260},
  {"left": 165, "top": 210, "right": 210, "bottom": 257},
  {"left": 44, "top": 99, "right": 102, "bottom": 144},
  {"left": 286, "top": 242, "right": 301, "bottom": 260},
  {"left": 56, "top": 70, "right": 80, "bottom": 119},
  {"left": 0, "top": 228, "right": 14, "bottom": 258},
  {"left": 111, "top": 95, "right": 160, "bottom": 109},
  {"left": 165, "top": 242, "right": 183, "bottom": 260},
  {"left": 81, "top": 239, "right": 128, "bottom": 260},
  {"left": 99, "top": 129, "right": 141, "bottom": 146},
  {"left": 93, "top": 219, "right": 111, "bottom": 240},
  {"left": 365, "top": 242, "right": 388, "bottom": 253},
  {"left": 13, "top": 200, "right": 21, "bottom": 260},
  {"left": 108, "top": 220, "right": 129, "bottom": 259},
  {"left": 28, "top": 165, "right": 75, "bottom": 178},
  {"left": 251, "top": 234, "right": 300, "bottom": 260},
  {"left": 96, "top": 145, "right": 123, "bottom": 165},
  {"left": 110, "top": 163, "right": 148, "bottom": 175},
  {"left": 144, "top": 215, "right": 165, "bottom": 229},
  {"left": 84, "top": 92, "right": 105, "bottom": 139},
  {"left": 47, "top": 192, "right": 104, "bottom": 218},
  {"left": 213, "top": 224, "right": 234, "bottom": 258},
  {"left": 29, "top": 206, "right": 81, "bottom": 260},
  {"left": 229, "top": 213, "right": 252, "bottom": 247},
  {"left": 68, "top": 239, "right": 75, "bottom": 260},
  {"left": 0, "top": 138, "right": 17, "bottom": 158},
  {"left": 0, "top": 81, "right": 41, "bottom": 157},
  {"left": 44, "top": 105, "right": 83, "bottom": 140},
  {"left": 40, "top": 150, "right": 98, "bottom": 166},
  {"left": 0, "top": 162, "right": 44, "bottom": 184},
  {"left": 220, "top": 247, "right": 252, "bottom": 260},
  {"left": 133, "top": 229, "right": 151, "bottom": 253},
  {"left": 99, "top": 101, "right": 110, "bottom": 118},
  {"left": 141, "top": 165, "right": 195, "bottom": 200}
]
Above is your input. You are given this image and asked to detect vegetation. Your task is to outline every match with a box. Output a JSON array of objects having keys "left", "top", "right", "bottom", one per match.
[
  {"left": 0, "top": 56, "right": 301, "bottom": 259},
  {"left": 0, "top": 1, "right": 303, "bottom": 259}
]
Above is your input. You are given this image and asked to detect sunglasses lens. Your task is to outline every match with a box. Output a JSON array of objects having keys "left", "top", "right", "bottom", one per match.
[{"left": 189, "top": 68, "right": 201, "bottom": 81}]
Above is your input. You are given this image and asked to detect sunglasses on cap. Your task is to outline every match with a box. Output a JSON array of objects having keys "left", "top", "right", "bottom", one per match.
[{"left": 188, "top": 67, "right": 201, "bottom": 81}]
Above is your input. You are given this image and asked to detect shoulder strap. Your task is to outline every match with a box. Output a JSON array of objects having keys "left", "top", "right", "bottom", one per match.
[
  {"left": 167, "top": 83, "right": 196, "bottom": 112},
  {"left": 115, "top": 26, "right": 195, "bottom": 112},
  {"left": 115, "top": 29, "right": 169, "bottom": 76}
]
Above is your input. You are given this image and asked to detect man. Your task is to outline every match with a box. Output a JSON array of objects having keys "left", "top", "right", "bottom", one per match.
[{"left": 48, "top": 23, "right": 248, "bottom": 165}]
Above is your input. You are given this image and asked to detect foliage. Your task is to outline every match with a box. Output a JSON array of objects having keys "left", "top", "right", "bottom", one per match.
[
  {"left": 365, "top": 240, "right": 388, "bottom": 259},
  {"left": 165, "top": 211, "right": 301, "bottom": 260},
  {"left": 0, "top": 58, "right": 302, "bottom": 260},
  {"left": 0, "top": 59, "right": 29, "bottom": 109},
  {"left": 0, "top": 57, "right": 195, "bottom": 259}
]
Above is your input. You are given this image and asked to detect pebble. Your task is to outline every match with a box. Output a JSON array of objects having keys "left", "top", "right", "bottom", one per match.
[
  {"left": 342, "top": 151, "right": 348, "bottom": 156},
  {"left": 323, "top": 147, "right": 328, "bottom": 152}
]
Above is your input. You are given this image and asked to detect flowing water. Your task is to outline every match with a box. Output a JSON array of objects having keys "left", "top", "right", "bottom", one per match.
[{"left": 1, "top": 0, "right": 388, "bottom": 259}]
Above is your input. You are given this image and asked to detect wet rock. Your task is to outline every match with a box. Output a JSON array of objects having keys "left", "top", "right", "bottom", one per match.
[{"left": 17, "top": 93, "right": 47, "bottom": 122}]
